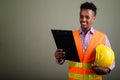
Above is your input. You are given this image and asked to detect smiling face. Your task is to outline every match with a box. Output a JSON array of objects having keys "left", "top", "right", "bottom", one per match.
[{"left": 80, "top": 9, "right": 96, "bottom": 31}]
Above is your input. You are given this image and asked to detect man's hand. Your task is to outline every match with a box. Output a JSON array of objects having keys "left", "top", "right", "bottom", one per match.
[
  {"left": 54, "top": 49, "right": 66, "bottom": 64},
  {"left": 92, "top": 64, "right": 110, "bottom": 75},
  {"left": 55, "top": 49, "right": 66, "bottom": 59}
]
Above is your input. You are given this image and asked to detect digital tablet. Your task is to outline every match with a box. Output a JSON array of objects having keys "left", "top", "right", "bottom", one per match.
[{"left": 51, "top": 29, "right": 80, "bottom": 62}]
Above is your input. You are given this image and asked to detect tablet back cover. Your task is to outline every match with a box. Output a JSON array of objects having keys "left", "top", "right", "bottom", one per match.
[{"left": 51, "top": 29, "right": 80, "bottom": 62}]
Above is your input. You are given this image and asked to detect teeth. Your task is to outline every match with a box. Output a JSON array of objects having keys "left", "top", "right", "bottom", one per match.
[{"left": 82, "top": 22, "right": 86, "bottom": 25}]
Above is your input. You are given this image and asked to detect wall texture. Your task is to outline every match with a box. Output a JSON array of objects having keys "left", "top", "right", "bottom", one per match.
[{"left": 0, "top": 0, "right": 120, "bottom": 80}]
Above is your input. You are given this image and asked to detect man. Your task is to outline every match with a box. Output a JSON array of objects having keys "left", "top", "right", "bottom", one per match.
[{"left": 54, "top": 2, "right": 115, "bottom": 80}]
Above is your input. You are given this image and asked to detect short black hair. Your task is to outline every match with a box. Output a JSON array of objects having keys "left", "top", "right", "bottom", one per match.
[{"left": 80, "top": 2, "right": 97, "bottom": 16}]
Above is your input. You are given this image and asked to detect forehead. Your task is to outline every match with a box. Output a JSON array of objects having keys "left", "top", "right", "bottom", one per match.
[{"left": 80, "top": 9, "right": 94, "bottom": 16}]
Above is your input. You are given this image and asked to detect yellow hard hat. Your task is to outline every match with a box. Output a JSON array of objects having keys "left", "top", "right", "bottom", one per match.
[{"left": 95, "top": 44, "right": 115, "bottom": 67}]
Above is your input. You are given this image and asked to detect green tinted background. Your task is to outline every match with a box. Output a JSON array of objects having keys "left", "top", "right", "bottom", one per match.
[{"left": 0, "top": 0, "right": 120, "bottom": 80}]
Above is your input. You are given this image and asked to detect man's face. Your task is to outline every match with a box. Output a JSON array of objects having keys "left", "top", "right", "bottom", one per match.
[{"left": 80, "top": 9, "right": 96, "bottom": 30}]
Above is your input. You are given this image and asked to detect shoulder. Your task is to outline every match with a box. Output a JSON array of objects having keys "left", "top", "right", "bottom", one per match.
[{"left": 95, "top": 29, "right": 106, "bottom": 36}]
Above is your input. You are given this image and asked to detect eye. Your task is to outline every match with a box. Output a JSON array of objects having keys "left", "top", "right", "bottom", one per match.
[
  {"left": 85, "top": 16, "right": 90, "bottom": 19},
  {"left": 80, "top": 15, "right": 83, "bottom": 19}
]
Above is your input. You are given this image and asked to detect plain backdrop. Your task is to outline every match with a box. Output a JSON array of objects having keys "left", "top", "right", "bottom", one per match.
[{"left": 0, "top": 0, "right": 120, "bottom": 80}]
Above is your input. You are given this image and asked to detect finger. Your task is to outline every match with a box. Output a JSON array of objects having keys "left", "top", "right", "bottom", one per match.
[
  {"left": 57, "top": 49, "right": 63, "bottom": 52},
  {"left": 57, "top": 52, "right": 65, "bottom": 58},
  {"left": 56, "top": 49, "right": 64, "bottom": 55},
  {"left": 91, "top": 64, "right": 94, "bottom": 67},
  {"left": 62, "top": 52, "right": 66, "bottom": 57},
  {"left": 62, "top": 52, "right": 66, "bottom": 54}
]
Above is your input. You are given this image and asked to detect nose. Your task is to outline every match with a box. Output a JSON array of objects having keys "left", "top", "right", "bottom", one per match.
[
  {"left": 80, "top": 16, "right": 86, "bottom": 22},
  {"left": 82, "top": 17, "right": 86, "bottom": 21}
]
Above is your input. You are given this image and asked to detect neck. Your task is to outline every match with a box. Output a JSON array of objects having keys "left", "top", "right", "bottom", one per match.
[{"left": 82, "top": 28, "right": 91, "bottom": 35}]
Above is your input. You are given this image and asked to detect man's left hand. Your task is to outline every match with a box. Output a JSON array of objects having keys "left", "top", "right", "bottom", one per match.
[{"left": 91, "top": 64, "right": 110, "bottom": 75}]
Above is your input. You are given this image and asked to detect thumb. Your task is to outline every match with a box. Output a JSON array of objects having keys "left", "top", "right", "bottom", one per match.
[{"left": 91, "top": 64, "right": 95, "bottom": 67}]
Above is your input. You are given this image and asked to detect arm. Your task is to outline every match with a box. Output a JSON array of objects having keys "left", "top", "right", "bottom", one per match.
[
  {"left": 92, "top": 36, "right": 115, "bottom": 75},
  {"left": 104, "top": 36, "right": 115, "bottom": 70}
]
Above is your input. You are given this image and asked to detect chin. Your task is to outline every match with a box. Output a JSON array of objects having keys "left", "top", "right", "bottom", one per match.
[{"left": 81, "top": 26, "right": 87, "bottom": 29}]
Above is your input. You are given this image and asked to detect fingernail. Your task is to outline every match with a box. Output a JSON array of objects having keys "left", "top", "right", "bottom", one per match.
[
  {"left": 63, "top": 52, "right": 65, "bottom": 54},
  {"left": 60, "top": 49, "right": 63, "bottom": 51}
]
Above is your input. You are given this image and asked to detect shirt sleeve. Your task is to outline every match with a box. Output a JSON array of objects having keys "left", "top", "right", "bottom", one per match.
[
  {"left": 104, "top": 36, "right": 111, "bottom": 48},
  {"left": 56, "top": 58, "right": 65, "bottom": 65},
  {"left": 104, "top": 36, "right": 115, "bottom": 70}
]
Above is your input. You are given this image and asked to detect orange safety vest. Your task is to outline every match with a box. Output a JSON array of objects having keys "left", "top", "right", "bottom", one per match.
[{"left": 68, "top": 30, "right": 106, "bottom": 80}]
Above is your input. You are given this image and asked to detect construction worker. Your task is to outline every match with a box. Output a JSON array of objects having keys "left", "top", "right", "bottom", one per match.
[{"left": 54, "top": 2, "right": 115, "bottom": 80}]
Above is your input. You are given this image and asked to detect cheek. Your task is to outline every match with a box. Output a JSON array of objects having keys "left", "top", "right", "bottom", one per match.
[
  {"left": 79, "top": 19, "right": 82, "bottom": 23},
  {"left": 88, "top": 19, "right": 94, "bottom": 24}
]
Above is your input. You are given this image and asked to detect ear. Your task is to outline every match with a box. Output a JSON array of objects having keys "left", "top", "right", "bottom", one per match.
[{"left": 93, "top": 16, "right": 96, "bottom": 22}]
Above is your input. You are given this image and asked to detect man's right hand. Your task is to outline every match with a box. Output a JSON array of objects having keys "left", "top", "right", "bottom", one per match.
[
  {"left": 55, "top": 49, "right": 66, "bottom": 59},
  {"left": 54, "top": 49, "right": 66, "bottom": 64}
]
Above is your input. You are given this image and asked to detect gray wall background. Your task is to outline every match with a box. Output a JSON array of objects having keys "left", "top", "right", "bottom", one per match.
[{"left": 0, "top": 0, "right": 120, "bottom": 80}]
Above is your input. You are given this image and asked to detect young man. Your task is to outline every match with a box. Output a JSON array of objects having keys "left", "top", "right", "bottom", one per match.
[{"left": 54, "top": 2, "right": 115, "bottom": 80}]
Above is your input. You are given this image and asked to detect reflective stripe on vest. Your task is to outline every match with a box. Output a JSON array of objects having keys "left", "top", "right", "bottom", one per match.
[
  {"left": 69, "top": 61, "right": 95, "bottom": 74},
  {"left": 69, "top": 61, "right": 102, "bottom": 80},
  {"left": 69, "top": 73, "right": 102, "bottom": 80},
  {"left": 68, "top": 30, "right": 105, "bottom": 80}
]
